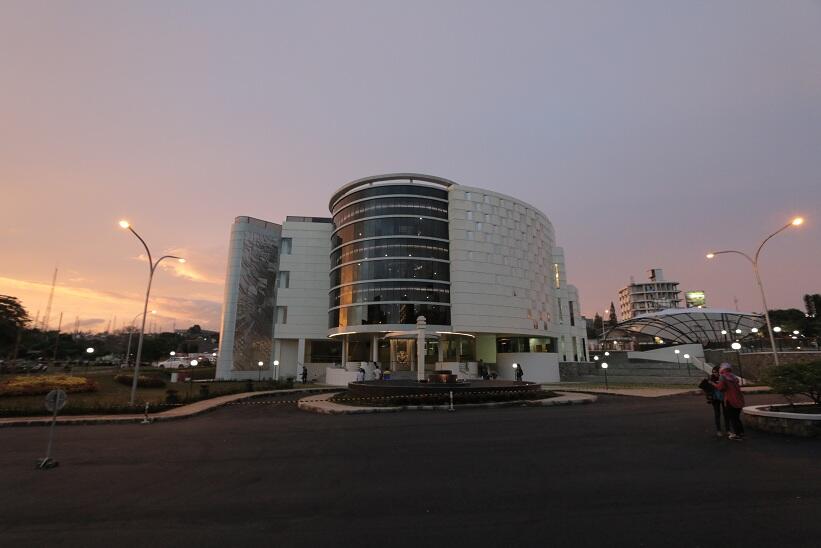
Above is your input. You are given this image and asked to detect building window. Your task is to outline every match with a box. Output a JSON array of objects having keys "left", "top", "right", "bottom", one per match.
[
  {"left": 276, "top": 306, "right": 288, "bottom": 324},
  {"left": 280, "top": 238, "right": 292, "bottom": 255},
  {"left": 569, "top": 301, "right": 576, "bottom": 326},
  {"left": 553, "top": 263, "right": 561, "bottom": 288},
  {"left": 277, "top": 271, "right": 290, "bottom": 289},
  {"left": 557, "top": 298, "right": 563, "bottom": 322}
]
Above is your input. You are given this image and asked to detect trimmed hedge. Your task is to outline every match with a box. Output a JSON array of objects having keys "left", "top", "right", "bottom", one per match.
[
  {"left": 0, "top": 375, "right": 98, "bottom": 396},
  {"left": 114, "top": 373, "right": 166, "bottom": 389}
]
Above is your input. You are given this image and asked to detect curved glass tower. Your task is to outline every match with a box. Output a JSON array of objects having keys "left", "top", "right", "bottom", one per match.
[{"left": 328, "top": 174, "right": 453, "bottom": 330}]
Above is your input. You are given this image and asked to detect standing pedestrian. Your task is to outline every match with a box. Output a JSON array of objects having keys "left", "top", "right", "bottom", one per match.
[
  {"left": 300, "top": 364, "right": 308, "bottom": 384},
  {"left": 705, "top": 365, "right": 730, "bottom": 437},
  {"left": 373, "top": 363, "right": 382, "bottom": 380},
  {"left": 515, "top": 364, "right": 524, "bottom": 381},
  {"left": 712, "top": 363, "right": 745, "bottom": 440},
  {"left": 356, "top": 366, "right": 366, "bottom": 382}
]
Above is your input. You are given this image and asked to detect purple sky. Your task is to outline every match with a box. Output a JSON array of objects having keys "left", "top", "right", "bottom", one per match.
[{"left": 1, "top": 0, "right": 820, "bottom": 331}]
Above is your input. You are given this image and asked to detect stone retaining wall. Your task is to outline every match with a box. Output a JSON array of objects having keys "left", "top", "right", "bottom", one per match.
[{"left": 704, "top": 350, "right": 821, "bottom": 381}]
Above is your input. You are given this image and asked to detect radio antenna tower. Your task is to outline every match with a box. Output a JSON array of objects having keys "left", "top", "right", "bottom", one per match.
[{"left": 42, "top": 267, "right": 58, "bottom": 331}]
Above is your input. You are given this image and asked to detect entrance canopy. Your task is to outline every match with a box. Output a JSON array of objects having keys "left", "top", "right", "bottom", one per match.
[{"left": 608, "top": 308, "right": 765, "bottom": 345}]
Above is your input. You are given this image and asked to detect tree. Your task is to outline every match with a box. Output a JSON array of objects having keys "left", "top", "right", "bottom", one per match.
[
  {"left": 763, "top": 361, "right": 821, "bottom": 405},
  {"left": 607, "top": 302, "right": 618, "bottom": 328},
  {"left": 187, "top": 324, "right": 202, "bottom": 335},
  {"left": 0, "top": 295, "right": 30, "bottom": 352},
  {"left": 804, "top": 294, "right": 821, "bottom": 318}
]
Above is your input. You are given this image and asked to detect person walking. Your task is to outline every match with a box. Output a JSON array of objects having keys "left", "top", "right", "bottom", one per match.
[
  {"left": 300, "top": 364, "right": 308, "bottom": 384},
  {"left": 707, "top": 365, "right": 730, "bottom": 437},
  {"left": 712, "top": 363, "right": 745, "bottom": 440},
  {"left": 515, "top": 364, "right": 524, "bottom": 382}
]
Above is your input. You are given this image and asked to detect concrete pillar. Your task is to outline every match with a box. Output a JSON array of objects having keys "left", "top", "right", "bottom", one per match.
[
  {"left": 389, "top": 340, "right": 396, "bottom": 370},
  {"left": 273, "top": 340, "right": 282, "bottom": 380},
  {"left": 437, "top": 338, "right": 444, "bottom": 367},
  {"left": 371, "top": 335, "right": 378, "bottom": 363},
  {"left": 297, "top": 338, "right": 306, "bottom": 378},
  {"left": 416, "top": 316, "right": 427, "bottom": 381},
  {"left": 342, "top": 337, "right": 349, "bottom": 368}
]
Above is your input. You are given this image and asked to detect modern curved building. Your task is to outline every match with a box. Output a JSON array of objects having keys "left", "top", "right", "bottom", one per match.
[{"left": 217, "top": 174, "right": 588, "bottom": 383}]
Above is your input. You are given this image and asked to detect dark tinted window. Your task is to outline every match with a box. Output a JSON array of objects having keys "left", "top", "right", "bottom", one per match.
[
  {"left": 331, "top": 238, "right": 449, "bottom": 266},
  {"left": 333, "top": 184, "right": 448, "bottom": 212},
  {"left": 332, "top": 218, "right": 448, "bottom": 248},
  {"left": 330, "top": 281, "right": 450, "bottom": 308},
  {"left": 333, "top": 196, "right": 448, "bottom": 226},
  {"left": 329, "top": 303, "right": 451, "bottom": 328},
  {"left": 331, "top": 259, "right": 448, "bottom": 286}
]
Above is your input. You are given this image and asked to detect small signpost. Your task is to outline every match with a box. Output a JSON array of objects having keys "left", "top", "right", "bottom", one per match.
[{"left": 37, "top": 389, "right": 67, "bottom": 469}]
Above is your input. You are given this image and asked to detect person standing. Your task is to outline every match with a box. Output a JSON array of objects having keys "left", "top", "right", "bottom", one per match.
[
  {"left": 301, "top": 364, "right": 308, "bottom": 384},
  {"left": 707, "top": 365, "right": 730, "bottom": 437},
  {"left": 373, "top": 363, "right": 382, "bottom": 380},
  {"left": 515, "top": 364, "right": 524, "bottom": 382},
  {"left": 712, "top": 363, "right": 745, "bottom": 440}
]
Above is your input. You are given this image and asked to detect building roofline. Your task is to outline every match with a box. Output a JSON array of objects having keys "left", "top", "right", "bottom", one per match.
[{"left": 329, "top": 173, "right": 458, "bottom": 211}]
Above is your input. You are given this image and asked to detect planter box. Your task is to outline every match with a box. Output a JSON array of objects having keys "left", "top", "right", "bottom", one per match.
[{"left": 743, "top": 403, "right": 821, "bottom": 438}]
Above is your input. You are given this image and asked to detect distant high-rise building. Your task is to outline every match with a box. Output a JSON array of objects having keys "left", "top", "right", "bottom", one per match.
[
  {"left": 685, "top": 290, "right": 707, "bottom": 308},
  {"left": 618, "top": 268, "right": 682, "bottom": 320}
]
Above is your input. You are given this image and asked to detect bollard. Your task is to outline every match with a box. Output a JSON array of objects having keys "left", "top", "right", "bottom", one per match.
[
  {"left": 448, "top": 390, "right": 455, "bottom": 412},
  {"left": 141, "top": 401, "right": 151, "bottom": 424}
]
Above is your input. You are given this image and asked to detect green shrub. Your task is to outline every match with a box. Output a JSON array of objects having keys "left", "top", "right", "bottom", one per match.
[
  {"left": 763, "top": 361, "right": 821, "bottom": 404},
  {"left": 114, "top": 373, "right": 166, "bottom": 389}
]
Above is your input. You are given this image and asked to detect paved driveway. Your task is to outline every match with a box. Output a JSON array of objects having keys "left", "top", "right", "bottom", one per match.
[{"left": 1, "top": 393, "right": 818, "bottom": 547}]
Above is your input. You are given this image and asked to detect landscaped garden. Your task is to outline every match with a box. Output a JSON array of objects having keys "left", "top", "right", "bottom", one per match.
[{"left": 0, "top": 366, "right": 294, "bottom": 417}]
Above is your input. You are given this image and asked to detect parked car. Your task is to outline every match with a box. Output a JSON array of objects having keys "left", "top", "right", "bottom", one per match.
[{"left": 157, "top": 357, "right": 190, "bottom": 369}]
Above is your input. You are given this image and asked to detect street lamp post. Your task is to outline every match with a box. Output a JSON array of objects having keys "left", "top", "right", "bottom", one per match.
[
  {"left": 119, "top": 220, "right": 185, "bottom": 406},
  {"left": 601, "top": 362, "right": 609, "bottom": 390},
  {"left": 674, "top": 348, "right": 681, "bottom": 368},
  {"left": 125, "top": 310, "right": 156, "bottom": 368},
  {"left": 683, "top": 353, "right": 691, "bottom": 376},
  {"left": 731, "top": 342, "right": 744, "bottom": 385},
  {"left": 258, "top": 361, "right": 264, "bottom": 382},
  {"left": 273, "top": 359, "right": 280, "bottom": 381},
  {"left": 706, "top": 216, "right": 804, "bottom": 366}
]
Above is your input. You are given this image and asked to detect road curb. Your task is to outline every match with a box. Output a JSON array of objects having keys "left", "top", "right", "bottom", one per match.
[
  {"left": 297, "top": 391, "right": 597, "bottom": 415},
  {"left": 0, "top": 387, "right": 335, "bottom": 428}
]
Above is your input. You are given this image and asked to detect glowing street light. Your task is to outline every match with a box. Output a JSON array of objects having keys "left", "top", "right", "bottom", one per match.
[
  {"left": 258, "top": 361, "right": 264, "bottom": 381},
  {"left": 190, "top": 359, "right": 198, "bottom": 367},
  {"left": 601, "top": 362, "right": 609, "bottom": 390},
  {"left": 793, "top": 330, "right": 800, "bottom": 335},
  {"left": 705, "top": 216, "right": 805, "bottom": 366},
  {"left": 86, "top": 347, "right": 94, "bottom": 354},
  {"left": 273, "top": 359, "right": 280, "bottom": 380},
  {"left": 170, "top": 351, "right": 176, "bottom": 356},
  {"left": 773, "top": 326, "right": 782, "bottom": 333},
  {"left": 119, "top": 219, "right": 186, "bottom": 405}
]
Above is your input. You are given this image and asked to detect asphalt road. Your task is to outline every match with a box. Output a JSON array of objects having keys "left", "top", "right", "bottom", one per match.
[{"left": 1, "top": 392, "right": 819, "bottom": 547}]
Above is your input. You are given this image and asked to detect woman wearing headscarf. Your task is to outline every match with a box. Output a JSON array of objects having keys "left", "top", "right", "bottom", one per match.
[{"left": 711, "top": 363, "right": 745, "bottom": 440}]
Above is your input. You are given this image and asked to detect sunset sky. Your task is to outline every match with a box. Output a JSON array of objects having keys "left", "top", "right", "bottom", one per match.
[{"left": 1, "top": 1, "right": 820, "bottom": 333}]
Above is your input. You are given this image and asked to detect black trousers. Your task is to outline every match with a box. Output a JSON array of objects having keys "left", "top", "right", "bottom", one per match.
[
  {"left": 712, "top": 400, "right": 730, "bottom": 432},
  {"left": 724, "top": 405, "right": 744, "bottom": 436}
]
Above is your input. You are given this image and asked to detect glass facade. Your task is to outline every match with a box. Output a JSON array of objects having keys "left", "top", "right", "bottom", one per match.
[
  {"left": 330, "top": 303, "right": 450, "bottom": 328},
  {"left": 331, "top": 238, "right": 449, "bottom": 266},
  {"left": 333, "top": 196, "right": 448, "bottom": 226},
  {"left": 331, "top": 258, "right": 449, "bottom": 287},
  {"left": 333, "top": 184, "right": 448, "bottom": 211},
  {"left": 331, "top": 281, "right": 450, "bottom": 308},
  {"left": 329, "top": 181, "right": 451, "bottom": 328},
  {"left": 331, "top": 217, "right": 448, "bottom": 248}
]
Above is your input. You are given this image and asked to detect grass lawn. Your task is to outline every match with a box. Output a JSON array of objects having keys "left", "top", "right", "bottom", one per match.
[{"left": 0, "top": 366, "right": 292, "bottom": 416}]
